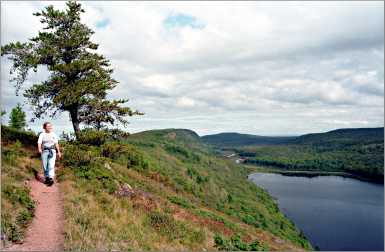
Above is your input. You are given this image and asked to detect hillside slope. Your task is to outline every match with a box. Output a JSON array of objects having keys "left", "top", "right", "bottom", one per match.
[{"left": 1, "top": 126, "right": 311, "bottom": 251}]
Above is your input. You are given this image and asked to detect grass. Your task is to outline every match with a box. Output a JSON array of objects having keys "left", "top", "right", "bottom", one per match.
[
  {"left": 1, "top": 138, "right": 39, "bottom": 244},
  {"left": 2, "top": 127, "right": 312, "bottom": 251},
  {"left": 59, "top": 165, "right": 211, "bottom": 251}
]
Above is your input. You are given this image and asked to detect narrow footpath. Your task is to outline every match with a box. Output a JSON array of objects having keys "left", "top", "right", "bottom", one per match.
[{"left": 6, "top": 174, "right": 64, "bottom": 251}]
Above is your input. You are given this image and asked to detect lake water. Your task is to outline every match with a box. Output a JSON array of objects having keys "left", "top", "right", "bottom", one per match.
[{"left": 248, "top": 172, "right": 384, "bottom": 251}]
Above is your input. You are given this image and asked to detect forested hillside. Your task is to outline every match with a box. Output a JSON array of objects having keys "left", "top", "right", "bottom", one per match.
[
  {"left": 204, "top": 128, "right": 384, "bottom": 182},
  {"left": 201, "top": 133, "right": 295, "bottom": 146}
]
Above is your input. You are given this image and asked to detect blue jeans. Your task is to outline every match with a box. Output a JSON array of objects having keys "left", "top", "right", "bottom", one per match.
[{"left": 41, "top": 149, "right": 56, "bottom": 178}]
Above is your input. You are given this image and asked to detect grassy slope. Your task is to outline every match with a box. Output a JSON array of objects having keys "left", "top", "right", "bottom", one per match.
[
  {"left": 1, "top": 127, "right": 312, "bottom": 251},
  {"left": 1, "top": 127, "right": 40, "bottom": 245}
]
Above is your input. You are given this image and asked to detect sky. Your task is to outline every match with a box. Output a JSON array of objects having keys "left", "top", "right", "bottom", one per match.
[{"left": 1, "top": 1, "right": 384, "bottom": 136}]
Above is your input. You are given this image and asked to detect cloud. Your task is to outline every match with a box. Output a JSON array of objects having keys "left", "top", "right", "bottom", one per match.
[
  {"left": 1, "top": 1, "right": 383, "bottom": 136},
  {"left": 176, "top": 96, "right": 196, "bottom": 108}
]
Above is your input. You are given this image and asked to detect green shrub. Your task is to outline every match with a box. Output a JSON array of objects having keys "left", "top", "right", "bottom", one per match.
[
  {"left": 168, "top": 195, "right": 195, "bottom": 209},
  {"left": 105, "top": 128, "right": 130, "bottom": 141},
  {"left": 101, "top": 142, "right": 126, "bottom": 159},
  {"left": 1, "top": 125, "right": 37, "bottom": 146},
  {"left": 187, "top": 166, "right": 198, "bottom": 178},
  {"left": 76, "top": 128, "right": 130, "bottom": 145},
  {"left": 2, "top": 140, "right": 24, "bottom": 165},
  {"left": 186, "top": 167, "right": 208, "bottom": 185},
  {"left": 147, "top": 210, "right": 178, "bottom": 239},
  {"left": 214, "top": 233, "right": 232, "bottom": 250},
  {"left": 214, "top": 233, "right": 264, "bottom": 251},
  {"left": 195, "top": 209, "right": 225, "bottom": 223},
  {"left": 173, "top": 176, "right": 194, "bottom": 193},
  {"left": 2, "top": 184, "right": 35, "bottom": 211},
  {"left": 16, "top": 209, "right": 34, "bottom": 227},
  {"left": 101, "top": 142, "right": 149, "bottom": 170},
  {"left": 1, "top": 184, "right": 35, "bottom": 243},
  {"left": 164, "top": 143, "right": 200, "bottom": 162},
  {"left": 62, "top": 143, "right": 97, "bottom": 167},
  {"left": 72, "top": 159, "right": 118, "bottom": 194},
  {"left": 101, "top": 142, "right": 133, "bottom": 166},
  {"left": 2, "top": 221, "right": 23, "bottom": 242},
  {"left": 77, "top": 128, "right": 109, "bottom": 145},
  {"left": 127, "top": 151, "right": 149, "bottom": 170},
  {"left": 196, "top": 174, "right": 208, "bottom": 184},
  {"left": 241, "top": 214, "right": 256, "bottom": 225},
  {"left": 165, "top": 144, "right": 190, "bottom": 158},
  {"left": 227, "top": 194, "right": 233, "bottom": 203},
  {"left": 231, "top": 234, "right": 249, "bottom": 251},
  {"left": 146, "top": 210, "right": 205, "bottom": 244},
  {"left": 216, "top": 202, "right": 225, "bottom": 211}
]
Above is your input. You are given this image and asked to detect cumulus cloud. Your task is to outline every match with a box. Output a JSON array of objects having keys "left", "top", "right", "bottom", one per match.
[
  {"left": 1, "top": 1, "right": 383, "bottom": 136},
  {"left": 176, "top": 97, "right": 196, "bottom": 108}
]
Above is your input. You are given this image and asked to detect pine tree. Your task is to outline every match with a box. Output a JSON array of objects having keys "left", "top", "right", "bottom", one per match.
[
  {"left": 1, "top": 1, "right": 142, "bottom": 138},
  {"left": 9, "top": 104, "right": 26, "bottom": 130},
  {"left": 78, "top": 98, "right": 141, "bottom": 131}
]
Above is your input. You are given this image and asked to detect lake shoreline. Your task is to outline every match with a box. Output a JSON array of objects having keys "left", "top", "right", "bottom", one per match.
[{"left": 245, "top": 166, "right": 384, "bottom": 184}]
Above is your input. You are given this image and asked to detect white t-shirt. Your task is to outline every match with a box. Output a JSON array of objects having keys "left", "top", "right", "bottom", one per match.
[{"left": 37, "top": 132, "right": 59, "bottom": 148}]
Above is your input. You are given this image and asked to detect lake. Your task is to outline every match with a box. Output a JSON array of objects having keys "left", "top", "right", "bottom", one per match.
[{"left": 248, "top": 172, "right": 384, "bottom": 251}]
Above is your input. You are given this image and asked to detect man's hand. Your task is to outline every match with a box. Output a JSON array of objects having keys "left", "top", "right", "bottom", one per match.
[{"left": 55, "top": 143, "right": 61, "bottom": 159}]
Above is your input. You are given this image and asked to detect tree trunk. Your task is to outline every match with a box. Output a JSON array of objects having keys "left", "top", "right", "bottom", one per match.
[
  {"left": 96, "top": 121, "right": 102, "bottom": 131},
  {"left": 69, "top": 108, "right": 80, "bottom": 139}
]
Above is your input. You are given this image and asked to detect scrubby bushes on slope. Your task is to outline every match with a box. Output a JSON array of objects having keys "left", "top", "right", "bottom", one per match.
[
  {"left": 1, "top": 127, "right": 40, "bottom": 244},
  {"left": 1, "top": 125, "right": 37, "bottom": 146}
]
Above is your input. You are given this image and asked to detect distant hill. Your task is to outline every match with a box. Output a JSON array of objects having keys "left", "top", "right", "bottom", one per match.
[
  {"left": 201, "top": 132, "right": 296, "bottom": 147},
  {"left": 201, "top": 128, "right": 384, "bottom": 147},
  {"left": 290, "top": 127, "right": 384, "bottom": 146},
  {"left": 131, "top": 128, "right": 201, "bottom": 144}
]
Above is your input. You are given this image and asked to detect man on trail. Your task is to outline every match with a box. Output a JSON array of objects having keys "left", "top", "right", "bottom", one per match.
[{"left": 37, "top": 122, "right": 62, "bottom": 186}]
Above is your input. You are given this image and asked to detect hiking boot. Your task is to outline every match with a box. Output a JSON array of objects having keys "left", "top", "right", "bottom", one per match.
[
  {"left": 44, "top": 177, "right": 50, "bottom": 184},
  {"left": 47, "top": 177, "right": 54, "bottom": 186}
]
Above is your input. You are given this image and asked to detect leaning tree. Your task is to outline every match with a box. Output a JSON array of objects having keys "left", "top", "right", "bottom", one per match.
[{"left": 1, "top": 0, "right": 142, "bottom": 138}]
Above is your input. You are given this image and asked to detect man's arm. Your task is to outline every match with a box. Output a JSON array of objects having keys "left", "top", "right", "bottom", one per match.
[
  {"left": 55, "top": 143, "right": 62, "bottom": 158},
  {"left": 38, "top": 143, "right": 42, "bottom": 153}
]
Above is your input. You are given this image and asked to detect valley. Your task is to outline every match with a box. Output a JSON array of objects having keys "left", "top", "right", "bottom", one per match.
[{"left": 203, "top": 127, "right": 384, "bottom": 183}]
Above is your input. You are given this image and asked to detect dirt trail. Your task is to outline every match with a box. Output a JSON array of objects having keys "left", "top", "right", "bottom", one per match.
[{"left": 6, "top": 173, "right": 64, "bottom": 251}]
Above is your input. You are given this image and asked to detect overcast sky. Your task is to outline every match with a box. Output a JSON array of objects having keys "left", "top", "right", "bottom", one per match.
[{"left": 1, "top": 1, "right": 384, "bottom": 136}]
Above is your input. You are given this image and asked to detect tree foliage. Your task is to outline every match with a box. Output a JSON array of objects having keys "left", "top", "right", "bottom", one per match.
[
  {"left": 9, "top": 104, "right": 27, "bottom": 130},
  {"left": 1, "top": 1, "right": 142, "bottom": 138}
]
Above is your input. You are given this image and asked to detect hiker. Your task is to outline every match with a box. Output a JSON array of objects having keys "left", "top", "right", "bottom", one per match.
[{"left": 37, "top": 122, "right": 62, "bottom": 186}]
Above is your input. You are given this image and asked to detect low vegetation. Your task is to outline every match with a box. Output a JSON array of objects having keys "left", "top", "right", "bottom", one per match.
[
  {"left": 1, "top": 126, "right": 312, "bottom": 251},
  {"left": 1, "top": 127, "right": 39, "bottom": 244}
]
